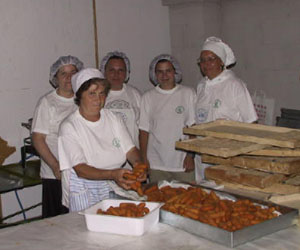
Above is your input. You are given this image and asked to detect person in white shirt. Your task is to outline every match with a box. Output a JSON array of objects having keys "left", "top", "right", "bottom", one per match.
[
  {"left": 139, "top": 54, "right": 196, "bottom": 183},
  {"left": 58, "top": 68, "right": 146, "bottom": 212},
  {"left": 32, "top": 55, "right": 84, "bottom": 218},
  {"left": 195, "top": 37, "right": 257, "bottom": 181},
  {"left": 100, "top": 51, "right": 141, "bottom": 151}
]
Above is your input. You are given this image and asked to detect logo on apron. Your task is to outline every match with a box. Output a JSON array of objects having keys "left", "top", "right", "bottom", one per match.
[
  {"left": 175, "top": 106, "right": 184, "bottom": 114},
  {"left": 197, "top": 108, "right": 208, "bottom": 123},
  {"left": 213, "top": 99, "right": 221, "bottom": 108},
  {"left": 112, "top": 138, "right": 121, "bottom": 148}
]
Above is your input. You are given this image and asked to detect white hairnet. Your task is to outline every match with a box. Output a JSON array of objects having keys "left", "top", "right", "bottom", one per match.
[
  {"left": 202, "top": 37, "right": 236, "bottom": 67},
  {"left": 71, "top": 68, "right": 104, "bottom": 94},
  {"left": 149, "top": 54, "right": 182, "bottom": 86},
  {"left": 49, "top": 55, "right": 84, "bottom": 88},
  {"left": 99, "top": 51, "right": 130, "bottom": 82}
]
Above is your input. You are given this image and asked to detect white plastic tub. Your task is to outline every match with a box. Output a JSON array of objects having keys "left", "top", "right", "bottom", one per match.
[{"left": 82, "top": 199, "right": 162, "bottom": 236}]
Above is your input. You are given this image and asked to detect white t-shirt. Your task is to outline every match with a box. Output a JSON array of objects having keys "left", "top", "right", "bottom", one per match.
[
  {"left": 139, "top": 84, "right": 196, "bottom": 172},
  {"left": 105, "top": 84, "right": 141, "bottom": 147},
  {"left": 31, "top": 90, "right": 77, "bottom": 179},
  {"left": 194, "top": 69, "right": 257, "bottom": 182},
  {"left": 195, "top": 69, "right": 257, "bottom": 124},
  {"left": 58, "top": 109, "right": 135, "bottom": 208}
]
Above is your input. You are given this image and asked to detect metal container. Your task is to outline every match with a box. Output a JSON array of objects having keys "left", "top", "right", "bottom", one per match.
[{"left": 159, "top": 191, "right": 298, "bottom": 248}]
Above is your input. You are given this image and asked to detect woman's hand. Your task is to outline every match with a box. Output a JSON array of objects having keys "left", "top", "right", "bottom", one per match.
[
  {"left": 32, "top": 132, "right": 61, "bottom": 179},
  {"left": 111, "top": 169, "right": 136, "bottom": 190},
  {"left": 141, "top": 158, "right": 150, "bottom": 172},
  {"left": 132, "top": 163, "right": 148, "bottom": 182},
  {"left": 183, "top": 153, "right": 195, "bottom": 172},
  {"left": 53, "top": 167, "right": 61, "bottom": 180}
]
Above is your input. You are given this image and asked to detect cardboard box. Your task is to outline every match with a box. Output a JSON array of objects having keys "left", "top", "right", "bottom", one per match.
[{"left": 0, "top": 137, "right": 16, "bottom": 165}]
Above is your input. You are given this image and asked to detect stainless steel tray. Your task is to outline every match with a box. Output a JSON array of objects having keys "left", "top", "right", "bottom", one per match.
[
  {"left": 159, "top": 192, "right": 298, "bottom": 248},
  {"left": 0, "top": 173, "right": 23, "bottom": 193}
]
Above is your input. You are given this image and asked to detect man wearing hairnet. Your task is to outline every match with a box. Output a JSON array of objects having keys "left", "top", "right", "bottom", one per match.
[
  {"left": 139, "top": 54, "right": 196, "bottom": 183},
  {"left": 31, "top": 55, "right": 84, "bottom": 218},
  {"left": 100, "top": 51, "right": 141, "bottom": 168}
]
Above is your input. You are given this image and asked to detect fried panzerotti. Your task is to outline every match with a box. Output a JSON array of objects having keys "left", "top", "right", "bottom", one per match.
[
  {"left": 145, "top": 185, "right": 188, "bottom": 202},
  {"left": 123, "top": 164, "right": 148, "bottom": 196},
  {"left": 145, "top": 185, "right": 278, "bottom": 231},
  {"left": 97, "top": 202, "right": 150, "bottom": 218}
]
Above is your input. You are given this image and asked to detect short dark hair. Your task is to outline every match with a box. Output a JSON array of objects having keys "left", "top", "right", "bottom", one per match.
[
  {"left": 104, "top": 56, "right": 126, "bottom": 71},
  {"left": 155, "top": 59, "right": 175, "bottom": 72},
  {"left": 74, "top": 78, "right": 110, "bottom": 106},
  {"left": 53, "top": 65, "right": 79, "bottom": 89}
]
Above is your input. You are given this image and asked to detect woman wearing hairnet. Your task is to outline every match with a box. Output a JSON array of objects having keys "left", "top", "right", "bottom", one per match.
[
  {"left": 139, "top": 54, "right": 196, "bottom": 183},
  {"left": 58, "top": 68, "right": 145, "bottom": 212},
  {"left": 100, "top": 51, "right": 141, "bottom": 160},
  {"left": 31, "top": 55, "right": 84, "bottom": 218},
  {"left": 195, "top": 37, "right": 257, "bottom": 181}
]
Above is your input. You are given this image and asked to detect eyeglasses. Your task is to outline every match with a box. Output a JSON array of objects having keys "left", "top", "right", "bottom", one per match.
[{"left": 197, "top": 56, "right": 218, "bottom": 64}]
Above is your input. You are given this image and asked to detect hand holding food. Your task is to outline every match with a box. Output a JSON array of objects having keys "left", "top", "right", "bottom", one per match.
[
  {"left": 112, "top": 169, "right": 136, "bottom": 190},
  {"left": 123, "top": 164, "right": 148, "bottom": 196}
]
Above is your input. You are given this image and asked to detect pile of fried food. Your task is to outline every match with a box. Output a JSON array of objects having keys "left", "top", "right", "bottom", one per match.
[
  {"left": 97, "top": 202, "right": 150, "bottom": 218},
  {"left": 144, "top": 185, "right": 279, "bottom": 232},
  {"left": 123, "top": 164, "right": 148, "bottom": 196}
]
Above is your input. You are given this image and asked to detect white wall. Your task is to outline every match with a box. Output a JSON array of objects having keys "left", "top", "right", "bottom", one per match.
[
  {"left": 165, "top": 0, "right": 300, "bottom": 124},
  {"left": 0, "top": 0, "right": 95, "bottom": 164},
  {"left": 97, "top": 0, "right": 170, "bottom": 93},
  {"left": 0, "top": 0, "right": 170, "bottom": 165},
  {"left": 0, "top": 0, "right": 170, "bottom": 221},
  {"left": 164, "top": 0, "right": 221, "bottom": 88},
  {"left": 222, "top": 0, "right": 300, "bottom": 121}
]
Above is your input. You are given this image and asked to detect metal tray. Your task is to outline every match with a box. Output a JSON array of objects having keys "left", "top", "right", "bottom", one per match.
[
  {"left": 0, "top": 173, "right": 23, "bottom": 193},
  {"left": 159, "top": 190, "right": 298, "bottom": 248}
]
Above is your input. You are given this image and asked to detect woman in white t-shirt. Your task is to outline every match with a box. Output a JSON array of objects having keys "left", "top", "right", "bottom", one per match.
[
  {"left": 100, "top": 51, "right": 141, "bottom": 168},
  {"left": 32, "top": 55, "right": 84, "bottom": 218},
  {"left": 58, "top": 68, "right": 146, "bottom": 212},
  {"left": 139, "top": 54, "right": 196, "bottom": 183},
  {"left": 195, "top": 37, "right": 257, "bottom": 181}
]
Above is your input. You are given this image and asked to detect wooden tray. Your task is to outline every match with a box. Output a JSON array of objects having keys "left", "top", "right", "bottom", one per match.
[
  {"left": 183, "top": 120, "right": 300, "bottom": 148},
  {"left": 201, "top": 154, "right": 300, "bottom": 175},
  {"left": 175, "top": 137, "right": 267, "bottom": 158}
]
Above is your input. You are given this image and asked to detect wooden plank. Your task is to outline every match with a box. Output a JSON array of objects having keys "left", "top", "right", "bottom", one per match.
[
  {"left": 215, "top": 181, "right": 300, "bottom": 196},
  {"left": 246, "top": 146, "right": 300, "bottom": 157},
  {"left": 285, "top": 175, "right": 300, "bottom": 186},
  {"left": 183, "top": 120, "right": 300, "bottom": 148},
  {"left": 269, "top": 194, "right": 300, "bottom": 210},
  {"left": 175, "top": 137, "right": 267, "bottom": 158},
  {"left": 205, "top": 165, "right": 286, "bottom": 188},
  {"left": 201, "top": 154, "right": 300, "bottom": 175},
  {"left": 0, "top": 195, "right": 2, "bottom": 222}
]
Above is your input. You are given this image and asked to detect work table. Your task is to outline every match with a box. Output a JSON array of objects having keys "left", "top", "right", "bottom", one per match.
[
  {"left": 0, "top": 211, "right": 299, "bottom": 249},
  {"left": 0, "top": 162, "right": 299, "bottom": 249},
  {"left": 0, "top": 161, "right": 41, "bottom": 225},
  {"left": 0, "top": 161, "right": 41, "bottom": 194}
]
